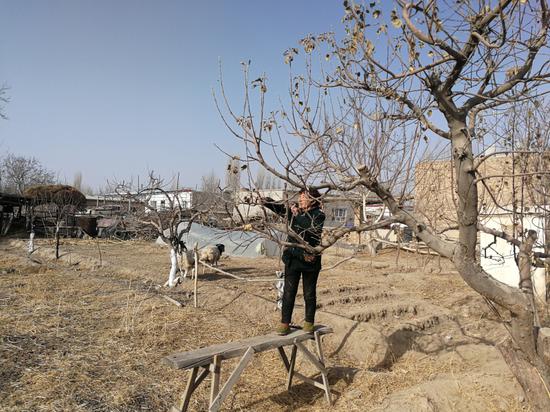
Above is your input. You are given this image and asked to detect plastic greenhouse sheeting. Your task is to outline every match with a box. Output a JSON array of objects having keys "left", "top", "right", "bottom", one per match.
[{"left": 156, "top": 222, "right": 282, "bottom": 258}]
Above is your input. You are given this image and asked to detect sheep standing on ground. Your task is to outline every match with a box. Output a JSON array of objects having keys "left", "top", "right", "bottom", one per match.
[
  {"left": 165, "top": 243, "right": 225, "bottom": 285},
  {"left": 198, "top": 244, "right": 225, "bottom": 267},
  {"left": 179, "top": 250, "right": 196, "bottom": 280}
]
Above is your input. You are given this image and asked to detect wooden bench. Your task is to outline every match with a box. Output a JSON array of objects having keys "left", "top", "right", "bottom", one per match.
[{"left": 163, "top": 325, "right": 333, "bottom": 412}]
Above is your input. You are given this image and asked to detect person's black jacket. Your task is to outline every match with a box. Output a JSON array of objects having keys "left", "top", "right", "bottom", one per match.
[{"left": 262, "top": 199, "right": 325, "bottom": 271}]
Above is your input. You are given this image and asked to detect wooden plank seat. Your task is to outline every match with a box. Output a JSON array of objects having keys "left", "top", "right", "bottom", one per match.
[{"left": 163, "top": 325, "right": 333, "bottom": 412}]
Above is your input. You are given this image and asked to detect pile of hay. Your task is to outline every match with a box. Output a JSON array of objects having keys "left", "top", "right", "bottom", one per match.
[{"left": 24, "top": 185, "right": 86, "bottom": 209}]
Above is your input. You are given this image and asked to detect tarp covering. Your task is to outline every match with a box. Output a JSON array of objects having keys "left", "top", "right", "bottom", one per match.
[{"left": 156, "top": 222, "right": 282, "bottom": 258}]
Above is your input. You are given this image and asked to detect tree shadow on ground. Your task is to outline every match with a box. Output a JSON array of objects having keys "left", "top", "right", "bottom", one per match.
[
  {"left": 192, "top": 272, "right": 235, "bottom": 281},
  {"left": 0, "top": 334, "right": 49, "bottom": 397},
  {"left": 380, "top": 317, "right": 501, "bottom": 370}
]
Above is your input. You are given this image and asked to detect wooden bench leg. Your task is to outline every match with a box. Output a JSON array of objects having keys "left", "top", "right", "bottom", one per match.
[
  {"left": 209, "top": 347, "right": 255, "bottom": 412},
  {"left": 279, "top": 340, "right": 332, "bottom": 404},
  {"left": 174, "top": 367, "right": 198, "bottom": 412},
  {"left": 277, "top": 346, "right": 290, "bottom": 369},
  {"left": 278, "top": 346, "right": 297, "bottom": 389},
  {"left": 209, "top": 355, "right": 222, "bottom": 406},
  {"left": 193, "top": 367, "right": 211, "bottom": 392},
  {"left": 286, "top": 345, "right": 297, "bottom": 390},
  {"left": 172, "top": 366, "right": 210, "bottom": 412},
  {"left": 314, "top": 331, "right": 325, "bottom": 365},
  {"left": 294, "top": 340, "right": 332, "bottom": 405}
]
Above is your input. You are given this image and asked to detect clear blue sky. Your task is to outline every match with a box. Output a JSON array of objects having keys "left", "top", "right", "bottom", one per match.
[{"left": 0, "top": 0, "right": 355, "bottom": 191}]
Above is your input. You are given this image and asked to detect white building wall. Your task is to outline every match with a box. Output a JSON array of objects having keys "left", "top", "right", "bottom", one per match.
[
  {"left": 147, "top": 191, "right": 192, "bottom": 212},
  {"left": 480, "top": 210, "right": 546, "bottom": 302},
  {"left": 234, "top": 189, "right": 298, "bottom": 220}
]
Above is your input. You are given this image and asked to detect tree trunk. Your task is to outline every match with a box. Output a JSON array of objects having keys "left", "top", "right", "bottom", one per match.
[
  {"left": 167, "top": 246, "right": 179, "bottom": 288},
  {"left": 498, "top": 339, "right": 550, "bottom": 411},
  {"left": 449, "top": 119, "right": 550, "bottom": 408},
  {"left": 450, "top": 119, "right": 478, "bottom": 259},
  {"left": 544, "top": 214, "right": 550, "bottom": 302},
  {"left": 28, "top": 230, "right": 35, "bottom": 255},
  {"left": 55, "top": 223, "right": 60, "bottom": 259},
  {"left": 519, "top": 230, "right": 538, "bottom": 291}
]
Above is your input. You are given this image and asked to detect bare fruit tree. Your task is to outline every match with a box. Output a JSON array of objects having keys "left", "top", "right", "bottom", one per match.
[
  {"left": 25, "top": 185, "right": 86, "bottom": 259},
  {"left": 218, "top": 0, "right": 550, "bottom": 407},
  {"left": 114, "top": 173, "right": 210, "bottom": 288}
]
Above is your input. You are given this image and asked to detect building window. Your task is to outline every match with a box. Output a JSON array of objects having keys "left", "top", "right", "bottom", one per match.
[
  {"left": 160, "top": 200, "right": 166, "bottom": 209},
  {"left": 150, "top": 200, "right": 157, "bottom": 209},
  {"left": 332, "top": 208, "right": 347, "bottom": 223}
]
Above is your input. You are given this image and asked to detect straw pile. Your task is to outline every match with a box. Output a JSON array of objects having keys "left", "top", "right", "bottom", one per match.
[{"left": 24, "top": 184, "right": 86, "bottom": 209}]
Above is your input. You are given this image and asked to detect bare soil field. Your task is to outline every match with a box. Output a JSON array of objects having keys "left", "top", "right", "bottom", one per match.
[{"left": 0, "top": 238, "right": 527, "bottom": 411}]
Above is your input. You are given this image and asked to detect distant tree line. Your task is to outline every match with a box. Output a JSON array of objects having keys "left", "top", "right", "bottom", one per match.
[
  {"left": 0, "top": 152, "right": 97, "bottom": 196},
  {"left": 0, "top": 153, "right": 56, "bottom": 195}
]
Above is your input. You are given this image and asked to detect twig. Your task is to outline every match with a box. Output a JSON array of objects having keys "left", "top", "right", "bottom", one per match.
[
  {"left": 376, "top": 239, "right": 440, "bottom": 256},
  {"left": 320, "top": 256, "right": 354, "bottom": 272},
  {"left": 161, "top": 295, "right": 183, "bottom": 307}
]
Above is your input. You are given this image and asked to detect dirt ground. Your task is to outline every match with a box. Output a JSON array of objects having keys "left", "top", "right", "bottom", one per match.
[{"left": 0, "top": 238, "right": 527, "bottom": 411}]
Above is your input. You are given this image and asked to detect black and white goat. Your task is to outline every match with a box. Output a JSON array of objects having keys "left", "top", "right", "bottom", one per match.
[{"left": 165, "top": 242, "right": 225, "bottom": 287}]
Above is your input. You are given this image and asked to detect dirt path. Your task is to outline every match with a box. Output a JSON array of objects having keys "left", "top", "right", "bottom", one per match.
[{"left": 0, "top": 238, "right": 526, "bottom": 411}]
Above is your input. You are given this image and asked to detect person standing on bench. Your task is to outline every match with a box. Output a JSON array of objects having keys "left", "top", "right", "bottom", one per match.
[{"left": 260, "top": 188, "right": 325, "bottom": 335}]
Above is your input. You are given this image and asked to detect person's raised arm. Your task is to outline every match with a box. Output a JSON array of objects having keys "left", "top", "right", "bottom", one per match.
[{"left": 260, "top": 196, "right": 292, "bottom": 219}]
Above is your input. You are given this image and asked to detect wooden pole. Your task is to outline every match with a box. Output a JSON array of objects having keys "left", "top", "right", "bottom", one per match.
[
  {"left": 194, "top": 247, "right": 198, "bottom": 308},
  {"left": 396, "top": 234, "right": 401, "bottom": 267}
]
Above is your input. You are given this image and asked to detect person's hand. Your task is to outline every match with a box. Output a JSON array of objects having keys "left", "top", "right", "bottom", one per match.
[
  {"left": 291, "top": 203, "right": 300, "bottom": 216},
  {"left": 303, "top": 253, "right": 316, "bottom": 263}
]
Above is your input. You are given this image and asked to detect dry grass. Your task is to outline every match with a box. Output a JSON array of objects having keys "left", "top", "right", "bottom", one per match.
[
  {"left": 0, "top": 243, "right": 330, "bottom": 411},
  {"left": 0, "top": 239, "right": 528, "bottom": 411}
]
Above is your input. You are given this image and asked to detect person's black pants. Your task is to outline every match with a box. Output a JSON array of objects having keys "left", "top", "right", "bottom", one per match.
[{"left": 281, "top": 262, "right": 320, "bottom": 324}]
